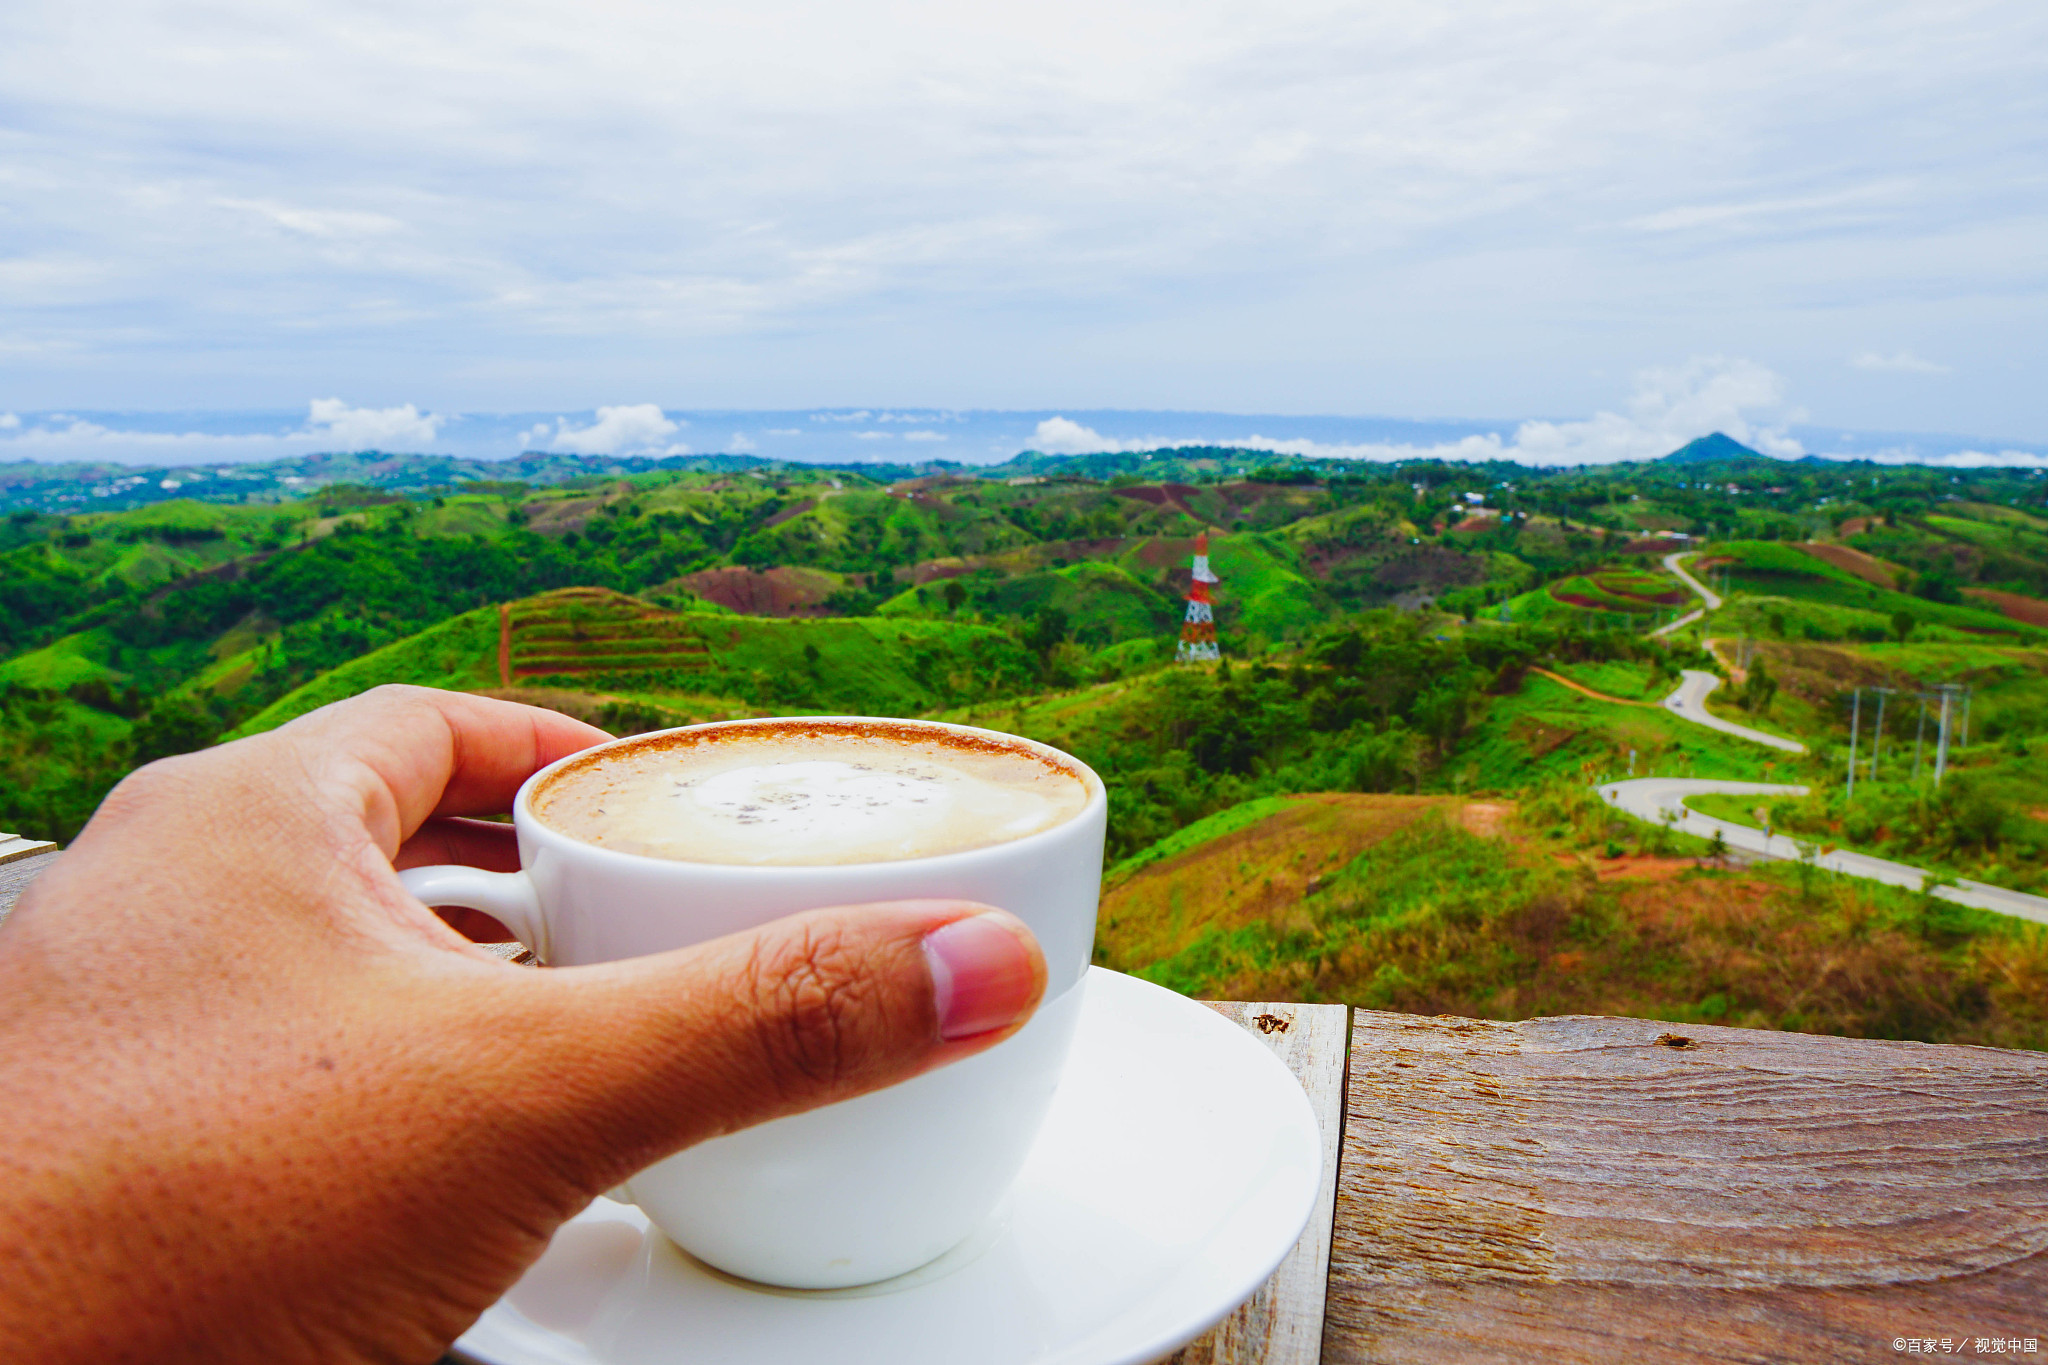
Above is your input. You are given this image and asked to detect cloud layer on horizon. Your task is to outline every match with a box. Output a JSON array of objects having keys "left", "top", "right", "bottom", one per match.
[{"left": 2, "top": 359, "right": 2042, "bottom": 468}]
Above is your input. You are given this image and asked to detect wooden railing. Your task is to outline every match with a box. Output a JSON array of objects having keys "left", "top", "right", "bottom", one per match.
[{"left": 3, "top": 847, "right": 2042, "bottom": 1362}]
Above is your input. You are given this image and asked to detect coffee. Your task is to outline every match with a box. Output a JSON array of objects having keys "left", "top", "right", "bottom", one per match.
[{"left": 532, "top": 719, "right": 1089, "bottom": 866}]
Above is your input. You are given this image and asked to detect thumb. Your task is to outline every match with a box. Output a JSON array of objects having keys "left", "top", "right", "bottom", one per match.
[{"left": 504, "top": 901, "right": 1047, "bottom": 1191}]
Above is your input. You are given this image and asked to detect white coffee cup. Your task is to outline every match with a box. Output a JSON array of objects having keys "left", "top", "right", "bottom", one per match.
[{"left": 400, "top": 715, "right": 1107, "bottom": 1289}]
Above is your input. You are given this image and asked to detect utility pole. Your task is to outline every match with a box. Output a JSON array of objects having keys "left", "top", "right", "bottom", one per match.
[
  {"left": 1848, "top": 688, "right": 1862, "bottom": 795},
  {"left": 1934, "top": 685, "right": 1956, "bottom": 788},
  {"left": 1870, "top": 688, "right": 1887, "bottom": 782},
  {"left": 1913, "top": 697, "right": 1927, "bottom": 782}
]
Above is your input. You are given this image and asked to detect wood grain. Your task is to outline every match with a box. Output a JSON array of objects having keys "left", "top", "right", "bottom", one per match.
[
  {"left": 1167, "top": 1001, "right": 1351, "bottom": 1365},
  {"left": 1323, "top": 1011, "right": 2048, "bottom": 1363}
]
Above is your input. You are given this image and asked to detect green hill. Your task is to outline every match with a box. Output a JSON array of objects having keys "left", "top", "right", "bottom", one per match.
[
  {"left": 229, "top": 587, "right": 1042, "bottom": 738},
  {"left": 1710, "top": 539, "right": 2039, "bottom": 642},
  {"left": 1092, "top": 789, "right": 2048, "bottom": 1049},
  {"left": 227, "top": 608, "right": 505, "bottom": 737}
]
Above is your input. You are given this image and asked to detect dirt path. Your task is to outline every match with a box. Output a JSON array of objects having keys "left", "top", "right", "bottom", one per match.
[
  {"left": 1529, "top": 667, "right": 1654, "bottom": 708},
  {"left": 498, "top": 603, "right": 512, "bottom": 687}
]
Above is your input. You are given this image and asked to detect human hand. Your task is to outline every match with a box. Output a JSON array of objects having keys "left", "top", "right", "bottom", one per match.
[{"left": 0, "top": 686, "right": 1045, "bottom": 1364}]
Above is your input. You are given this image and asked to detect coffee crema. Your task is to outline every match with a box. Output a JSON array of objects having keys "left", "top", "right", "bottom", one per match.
[{"left": 531, "top": 720, "right": 1090, "bottom": 866}]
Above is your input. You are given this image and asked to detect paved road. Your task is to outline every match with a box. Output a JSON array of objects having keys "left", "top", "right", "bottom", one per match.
[
  {"left": 1662, "top": 550, "right": 1724, "bottom": 611},
  {"left": 1612, "top": 549, "right": 2048, "bottom": 924},
  {"left": 1662, "top": 669, "right": 1807, "bottom": 753},
  {"left": 1649, "top": 550, "right": 1721, "bottom": 638},
  {"left": 1598, "top": 777, "right": 2048, "bottom": 926}
]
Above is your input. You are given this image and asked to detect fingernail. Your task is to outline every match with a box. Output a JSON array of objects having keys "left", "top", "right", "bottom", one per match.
[{"left": 922, "top": 913, "right": 1043, "bottom": 1041}]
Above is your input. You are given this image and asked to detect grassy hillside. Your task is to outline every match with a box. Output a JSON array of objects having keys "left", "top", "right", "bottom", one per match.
[
  {"left": 227, "top": 608, "right": 504, "bottom": 736},
  {"left": 1455, "top": 669, "right": 1783, "bottom": 791},
  {"left": 1095, "top": 791, "right": 2048, "bottom": 1049},
  {"left": 230, "top": 587, "right": 1043, "bottom": 738},
  {"left": 1709, "top": 539, "right": 2039, "bottom": 642},
  {"left": 1667, "top": 638, "right": 2048, "bottom": 894}
]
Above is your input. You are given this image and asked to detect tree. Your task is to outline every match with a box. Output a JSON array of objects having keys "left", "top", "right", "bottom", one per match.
[
  {"left": 1025, "top": 606, "right": 1069, "bottom": 659},
  {"left": 1890, "top": 609, "right": 1914, "bottom": 644},
  {"left": 942, "top": 580, "right": 966, "bottom": 614},
  {"left": 131, "top": 699, "right": 220, "bottom": 766}
]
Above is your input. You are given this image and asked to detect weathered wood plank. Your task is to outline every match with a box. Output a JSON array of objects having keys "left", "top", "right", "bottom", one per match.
[
  {"left": 0, "top": 846, "right": 57, "bottom": 927},
  {"left": 1167, "top": 1000, "right": 1351, "bottom": 1365},
  {"left": 0, "top": 833, "right": 57, "bottom": 866},
  {"left": 1323, "top": 1011, "right": 2048, "bottom": 1363}
]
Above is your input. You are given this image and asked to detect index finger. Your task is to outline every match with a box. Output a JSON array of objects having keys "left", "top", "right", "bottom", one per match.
[{"left": 273, "top": 685, "right": 613, "bottom": 855}]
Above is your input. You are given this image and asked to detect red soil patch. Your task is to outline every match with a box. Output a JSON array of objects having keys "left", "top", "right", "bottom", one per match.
[
  {"left": 759, "top": 497, "right": 816, "bottom": 529},
  {"left": 1528, "top": 668, "right": 1652, "bottom": 708},
  {"left": 1113, "top": 483, "right": 1202, "bottom": 518},
  {"left": 676, "top": 566, "right": 842, "bottom": 617},
  {"left": 1582, "top": 853, "right": 1711, "bottom": 884},
  {"left": 898, "top": 537, "right": 1136, "bottom": 585},
  {"left": 1551, "top": 592, "right": 1636, "bottom": 611},
  {"left": 1798, "top": 541, "right": 1900, "bottom": 588},
  {"left": 1965, "top": 587, "right": 2048, "bottom": 628},
  {"left": 1458, "top": 802, "right": 1513, "bottom": 837},
  {"left": 1133, "top": 536, "right": 1203, "bottom": 569}
]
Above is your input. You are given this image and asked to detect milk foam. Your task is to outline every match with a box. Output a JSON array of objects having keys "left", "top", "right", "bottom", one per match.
[{"left": 534, "top": 727, "right": 1087, "bottom": 865}]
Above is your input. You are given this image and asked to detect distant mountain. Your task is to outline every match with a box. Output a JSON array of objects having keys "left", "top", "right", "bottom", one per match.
[
  {"left": 1657, "top": 433, "right": 1769, "bottom": 465},
  {"left": 0, "top": 448, "right": 778, "bottom": 514}
]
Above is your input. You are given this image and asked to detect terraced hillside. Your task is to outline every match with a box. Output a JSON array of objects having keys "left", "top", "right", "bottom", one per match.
[
  {"left": 1548, "top": 568, "right": 1690, "bottom": 614},
  {"left": 508, "top": 588, "right": 711, "bottom": 681},
  {"left": 231, "top": 587, "right": 1042, "bottom": 737}
]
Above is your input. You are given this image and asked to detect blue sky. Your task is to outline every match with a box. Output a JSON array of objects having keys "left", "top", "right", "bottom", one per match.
[{"left": 2, "top": 0, "right": 2044, "bottom": 463}]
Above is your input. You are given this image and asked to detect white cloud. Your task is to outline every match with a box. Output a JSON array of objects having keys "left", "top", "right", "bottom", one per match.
[
  {"left": 0, "top": 413, "right": 18, "bottom": 430},
  {"left": 1030, "top": 417, "right": 1123, "bottom": 454},
  {"left": 812, "top": 411, "right": 872, "bottom": 423},
  {"left": 305, "top": 398, "right": 442, "bottom": 449},
  {"left": 1027, "top": 358, "right": 1809, "bottom": 467},
  {"left": 1852, "top": 350, "right": 1950, "bottom": 374},
  {"left": 854, "top": 430, "right": 891, "bottom": 440},
  {"left": 1509, "top": 357, "right": 1805, "bottom": 463},
  {"left": 765, "top": 428, "right": 802, "bottom": 436},
  {"left": 533, "top": 404, "right": 680, "bottom": 455},
  {"left": 902, "top": 430, "right": 946, "bottom": 442},
  {"left": 727, "top": 432, "right": 757, "bottom": 452}
]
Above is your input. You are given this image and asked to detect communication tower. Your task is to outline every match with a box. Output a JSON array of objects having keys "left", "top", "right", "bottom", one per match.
[{"left": 1176, "top": 532, "right": 1221, "bottom": 663}]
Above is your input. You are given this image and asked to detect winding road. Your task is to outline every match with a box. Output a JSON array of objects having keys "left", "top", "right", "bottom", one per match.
[
  {"left": 1648, "top": 549, "right": 1721, "bottom": 638},
  {"left": 1599, "top": 776, "right": 2048, "bottom": 925},
  {"left": 1593, "top": 551, "right": 2048, "bottom": 925},
  {"left": 1661, "top": 669, "right": 1805, "bottom": 754}
]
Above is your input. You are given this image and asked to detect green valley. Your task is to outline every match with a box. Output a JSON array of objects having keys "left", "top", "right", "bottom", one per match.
[{"left": 5, "top": 437, "right": 2047, "bottom": 1049}]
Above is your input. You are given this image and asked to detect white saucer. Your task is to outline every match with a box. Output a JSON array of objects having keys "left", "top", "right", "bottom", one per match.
[{"left": 453, "top": 968, "right": 1323, "bottom": 1365}]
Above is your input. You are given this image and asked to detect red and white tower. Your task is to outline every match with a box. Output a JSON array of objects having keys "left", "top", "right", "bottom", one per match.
[{"left": 1176, "top": 532, "right": 1221, "bottom": 663}]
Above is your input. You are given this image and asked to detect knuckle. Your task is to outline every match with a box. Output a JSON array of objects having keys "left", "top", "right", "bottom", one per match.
[{"left": 743, "top": 921, "right": 881, "bottom": 1099}]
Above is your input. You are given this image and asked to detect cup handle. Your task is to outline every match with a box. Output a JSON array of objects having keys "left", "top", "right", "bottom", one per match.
[{"left": 400, "top": 865, "right": 547, "bottom": 962}]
